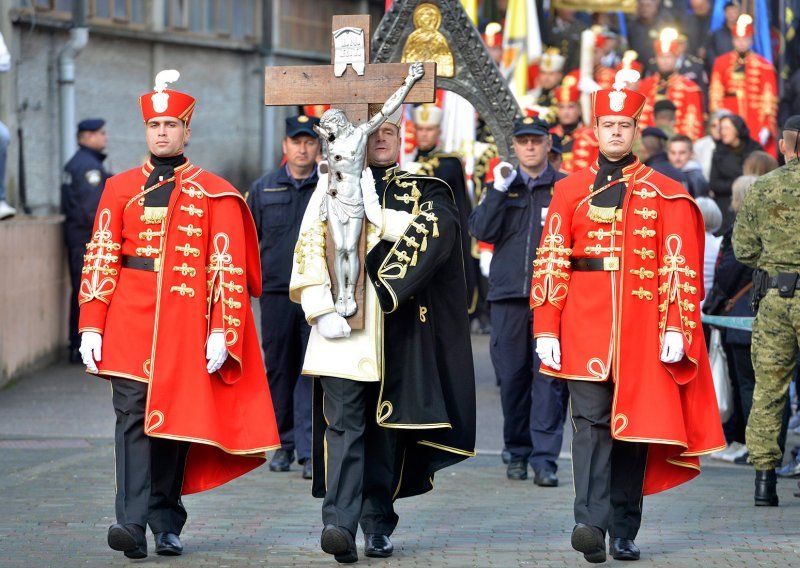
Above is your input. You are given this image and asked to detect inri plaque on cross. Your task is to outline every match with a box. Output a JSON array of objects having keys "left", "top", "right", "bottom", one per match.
[{"left": 264, "top": 15, "right": 435, "bottom": 329}]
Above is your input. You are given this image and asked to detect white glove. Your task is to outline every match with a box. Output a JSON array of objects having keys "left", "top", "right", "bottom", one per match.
[
  {"left": 79, "top": 331, "right": 102, "bottom": 373},
  {"left": 479, "top": 250, "right": 493, "bottom": 278},
  {"left": 659, "top": 330, "right": 685, "bottom": 364},
  {"left": 535, "top": 337, "right": 562, "bottom": 371},
  {"left": 316, "top": 311, "right": 351, "bottom": 339},
  {"left": 758, "top": 127, "right": 770, "bottom": 146},
  {"left": 578, "top": 76, "right": 602, "bottom": 94},
  {"left": 361, "top": 168, "right": 382, "bottom": 228},
  {"left": 206, "top": 331, "right": 229, "bottom": 373},
  {"left": 492, "top": 161, "right": 517, "bottom": 193}
]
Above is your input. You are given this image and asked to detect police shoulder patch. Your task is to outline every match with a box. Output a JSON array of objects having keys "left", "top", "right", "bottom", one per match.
[{"left": 85, "top": 169, "right": 102, "bottom": 186}]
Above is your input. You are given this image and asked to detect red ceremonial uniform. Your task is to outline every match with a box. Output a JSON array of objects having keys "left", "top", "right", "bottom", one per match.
[
  {"left": 79, "top": 159, "right": 280, "bottom": 494},
  {"left": 709, "top": 50, "right": 777, "bottom": 154},
  {"left": 637, "top": 73, "right": 705, "bottom": 141},
  {"left": 530, "top": 158, "right": 725, "bottom": 494}
]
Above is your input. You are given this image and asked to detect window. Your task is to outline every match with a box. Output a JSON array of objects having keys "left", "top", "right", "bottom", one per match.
[{"left": 166, "top": 0, "right": 258, "bottom": 40}]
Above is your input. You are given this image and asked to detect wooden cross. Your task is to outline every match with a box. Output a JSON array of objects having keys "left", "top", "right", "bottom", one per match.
[{"left": 264, "top": 14, "right": 436, "bottom": 329}]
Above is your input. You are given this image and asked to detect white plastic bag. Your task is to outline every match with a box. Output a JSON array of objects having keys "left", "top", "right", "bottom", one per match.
[{"left": 708, "top": 327, "right": 733, "bottom": 423}]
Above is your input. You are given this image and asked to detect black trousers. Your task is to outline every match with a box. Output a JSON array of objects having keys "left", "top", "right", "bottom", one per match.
[
  {"left": 319, "top": 376, "right": 399, "bottom": 537},
  {"left": 490, "top": 298, "right": 569, "bottom": 472},
  {"left": 568, "top": 379, "right": 648, "bottom": 540},
  {"left": 260, "top": 293, "right": 312, "bottom": 461},
  {"left": 67, "top": 243, "right": 85, "bottom": 351},
  {"left": 111, "top": 378, "right": 190, "bottom": 533}
]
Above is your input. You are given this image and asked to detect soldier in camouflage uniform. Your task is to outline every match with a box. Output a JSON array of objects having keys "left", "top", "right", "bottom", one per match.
[{"left": 732, "top": 115, "right": 800, "bottom": 507}]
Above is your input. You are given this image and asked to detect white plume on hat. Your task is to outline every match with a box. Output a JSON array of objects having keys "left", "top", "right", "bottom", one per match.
[
  {"left": 152, "top": 69, "right": 180, "bottom": 113},
  {"left": 612, "top": 69, "right": 640, "bottom": 92}
]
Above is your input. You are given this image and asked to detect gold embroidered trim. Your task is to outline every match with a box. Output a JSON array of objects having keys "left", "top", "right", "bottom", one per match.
[
  {"left": 172, "top": 263, "right": 196, "bottom": 277},
  {"left": 631, "top": 287, "right": 654, "bottom": 300},
  {"left": 180, "top": 204, "right": 204, "bottom": 217},
  {"left": 181, "top": 187, "right": 203, "bottom": 199},
  {"left": 632, "top": 189, "right": 656, "bottom": 199},
  {"left": 633, "top": 247, "right": 656, "bottom": 259},
  {"left": 175, "top": 244, "right": 201, "bottom": 257},
  {"left": 634, "top": 207, "right": 658, "bottom": 220},
  {"left": 584, "top": 244, "right": 622, "bottom": 255},
  {"left": 178, "top": 224, "right": 202, "bottom": 237},
  {"left": 629, "top": 267, "right": 655, "bottom": 279},
  {"left": 138, "top": 228, "right": 164, "bottom": 241},
  {"left": 136, "top": 245, "right": 160, "bottom": 257},
  {"left": 633, "top": 226, "right": 656, "bottom": 238},
  {"left": 170, "top": 283, "right": 195, "bottom": 297},
  {"left": 587, "top": 228, "right": 622, "bottom": 240}
]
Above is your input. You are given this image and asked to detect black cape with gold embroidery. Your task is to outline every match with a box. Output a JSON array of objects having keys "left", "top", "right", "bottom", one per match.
[
  {"left": 413, "top": 149, "right": 479, "bottom": 314},
  {"left": 367, "top": 168, "right": 477, "bottom": 499}
]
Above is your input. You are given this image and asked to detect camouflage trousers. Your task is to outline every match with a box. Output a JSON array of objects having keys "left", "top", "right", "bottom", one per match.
[{"left": 747, "top": 291, "right": 800, "bottom": 469}]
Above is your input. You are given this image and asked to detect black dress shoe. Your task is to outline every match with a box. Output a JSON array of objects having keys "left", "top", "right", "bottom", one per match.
[
  {"left": 609, "top": 537, "right": 640, "bottom": 560},
  {"left": 507, "top": 459, "right": 528, "bottom": 480},
  {"left": 501, "top": 448, "right": 511, "bottom": 464},
  {"left": 755, "top": 469, "right": 779, "bottom": 506},
  {"left": 533, "top": 469, "right": 558, "bottom": 487},
  {"left": 364, "top": 533, "right": 393, "bottom": 558},
  {"left": 571, "top": 523, "right": 606, "bottom": 563},
  {"left": 302, "top": 460, "right": 313, "bottom": 480},
  {"left": 155, "top": 532, "right": 183, "bottom": 556},
  {"left": 107, "top": 523, "right": 147, "bottom": 559},
  {"left": 269, "top": 449, "right": 294, "bottom": 472},
  {"left": 321, "top": 525, "right": 357, "bottom": 563}
]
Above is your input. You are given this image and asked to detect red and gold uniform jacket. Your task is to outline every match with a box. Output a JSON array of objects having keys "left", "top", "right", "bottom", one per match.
[
  {"left": 638, "top": 73, "right": 705, "bottom": 141},
  {"left": 710, "top": 50, "right": 777, "bottom": 154},
  {"left": 79, "top": 159, "right": 280, "bottom": 494},
  {"left": 530, "top": 159, "right": 725, "bottom": 495}
]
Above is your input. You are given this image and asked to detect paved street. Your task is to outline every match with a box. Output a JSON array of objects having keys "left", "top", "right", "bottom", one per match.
[{"left": 1, "top": 334, "right": 798, "bottom": 567}]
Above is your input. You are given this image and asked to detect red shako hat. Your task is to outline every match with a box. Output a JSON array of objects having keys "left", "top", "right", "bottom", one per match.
[
  {"left": 591, "top": 69, "right": 647, "bottom": 121},
  {"left": 139, "top": 70, "right": 196, "bottom": 125},
  {"left": 555, "top": 73, "right": 580, "bottom": 104}
]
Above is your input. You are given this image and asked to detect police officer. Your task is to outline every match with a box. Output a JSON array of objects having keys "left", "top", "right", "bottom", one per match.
[
  {"left": 61, "top": 118, "right": 111, "bottom": 362},
  {"left": 733, "top": 114, "right": 800, "bottom": 507},
  {"left": 247, "top": 115, "right": 320, "bottom": 479},
  {"left": 469, "top": 116, "right": 569, "bottom": 486}
]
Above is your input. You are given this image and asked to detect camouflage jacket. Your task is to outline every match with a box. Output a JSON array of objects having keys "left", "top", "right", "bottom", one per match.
[{"left": 733, "top": 159, "right": 800, "bottom": 274}]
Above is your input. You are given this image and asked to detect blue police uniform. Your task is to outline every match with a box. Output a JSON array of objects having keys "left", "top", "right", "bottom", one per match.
[
  {"left": 247, "top": 158, "right": 318, "bottom": 468},
  {"left": 469, "top": 148, "right": 569, "bottom": 480},
  {"left": 61, "top": 132, "right": 111, "bottom": 356}
]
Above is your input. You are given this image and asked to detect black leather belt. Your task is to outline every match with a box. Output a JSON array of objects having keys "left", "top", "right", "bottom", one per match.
[
  {"left": 122, "top": 255, "right": 159, "bottom": 272},
  {"left": 571, "top": 256, "right": 620, "bottom": 271}
]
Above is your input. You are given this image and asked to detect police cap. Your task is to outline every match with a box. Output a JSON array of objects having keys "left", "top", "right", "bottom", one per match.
[
  {"left": 641, "top": 126, "right": 668, "bottom": 140},
  {"left": 512, "top": 116, "right": 550, "bottom": 138},
  {"left": 286, "top": 115, "right": 320, "bottom": 138},
  {"left": 77, "top": 118, "right": 105, "bottom": 133}
]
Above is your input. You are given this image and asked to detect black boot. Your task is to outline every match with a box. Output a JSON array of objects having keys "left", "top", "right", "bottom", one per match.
[{"left": 754, "top": 469, "right": 779, "bottom": 506}]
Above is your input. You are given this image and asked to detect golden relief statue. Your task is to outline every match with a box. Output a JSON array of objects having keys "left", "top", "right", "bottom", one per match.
[{"left": 402, "top": 3, "right": 455, "bottom": 78}]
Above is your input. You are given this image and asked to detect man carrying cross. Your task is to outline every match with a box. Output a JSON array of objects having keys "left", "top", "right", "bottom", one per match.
[{"left": 290, "top": 96, "right": 476, "bottom": 567}]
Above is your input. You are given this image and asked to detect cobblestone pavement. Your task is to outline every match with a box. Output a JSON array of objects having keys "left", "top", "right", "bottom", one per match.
[{"left": 1, "top": 335, "right": 799, "bottom": 567}]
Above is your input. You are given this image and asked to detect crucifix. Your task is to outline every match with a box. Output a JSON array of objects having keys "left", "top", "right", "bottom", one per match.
[{"left": 264, "top": 15, "right": 435, "bottom": 329}]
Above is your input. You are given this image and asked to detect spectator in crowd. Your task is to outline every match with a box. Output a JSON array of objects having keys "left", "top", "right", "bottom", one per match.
[
  {"left": 639, "top": 126, "right": 689, "bottom": 185},
  {"left": 695, "top": 196, "right": 723, "bottom": 310},
  {"left": 0, "top": 31, "right": 15, "bottom": 220},
  {"left": 705, "top": 0, "right": 740, "bottom": 73},
  {"left": 549, "top": 133, "right": 564, "bottom": 173},
  {"left": 743, "top": 150, "right": 779, "bottom": 177},
  {"left": 247, "top": 115, "right": 320, "bottom": 479},
  {"left": 653, "top": 100, "right": 677, "bottom": 140},
  {"left": 61, "top": 118, "right": 112, "bottom": 363},
  {"left": 710, "top": 114, "right": 762, "bottom": 232},
  {"left": 668, "top": 134, "right": 709, "bottom": 197},
  {"left": 695, "top": 109, "right": 732, "bottom": 181},
  {"left": 682, "top": 0, "right": 713, "bottom": 58},
  {"left": 545, "top": 9, "right": 588, "bottom": 74}
]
